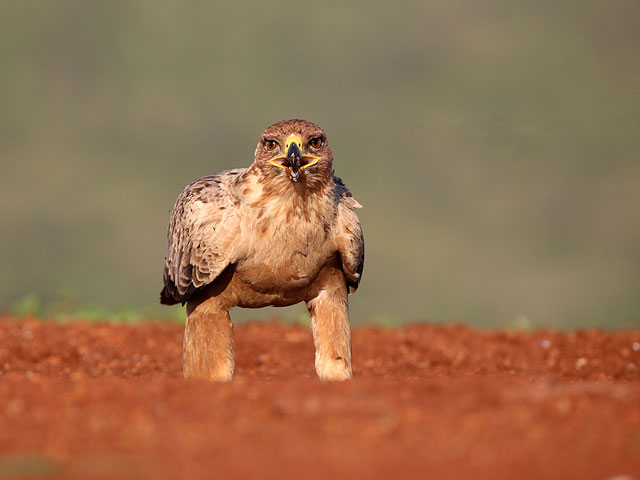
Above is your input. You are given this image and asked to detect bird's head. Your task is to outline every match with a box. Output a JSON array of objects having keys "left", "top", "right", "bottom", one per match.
[{"left": 254, "top": 119, "right": 333, "bottom": 184}]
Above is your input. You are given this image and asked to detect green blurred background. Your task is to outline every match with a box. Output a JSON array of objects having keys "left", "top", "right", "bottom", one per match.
[{"left": 1, "top": 1, "right": 639, "bottom": 328}]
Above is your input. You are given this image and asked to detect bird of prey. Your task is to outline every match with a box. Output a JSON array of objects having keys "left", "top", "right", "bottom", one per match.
[{"left": 160, "top": 119, "right": 364, "bottom": 381}]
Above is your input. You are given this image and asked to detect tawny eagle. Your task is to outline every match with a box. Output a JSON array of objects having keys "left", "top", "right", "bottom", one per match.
[{"left": 161, "top": 119, "right": 364, "bottom": 380}]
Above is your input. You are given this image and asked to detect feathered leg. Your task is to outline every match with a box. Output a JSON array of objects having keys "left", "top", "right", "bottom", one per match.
[
  {"left": 307, "top": 271, "right": 353, "bottom": 381},
  {"left": 183, "top": 299, "right": 234, "bottom": 381}
]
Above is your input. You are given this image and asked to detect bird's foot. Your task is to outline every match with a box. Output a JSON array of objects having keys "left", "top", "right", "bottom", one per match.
[
  {"left": 183, "top": 358, "right": 234, "bottom": 381},
  {"left": 315, "top": 355, "right": 353, "bottom": 381}
]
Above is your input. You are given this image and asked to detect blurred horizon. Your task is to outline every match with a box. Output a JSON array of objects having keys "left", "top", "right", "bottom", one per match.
[{"left": 1, "top": 1, "right": 639, "bottom": 328}]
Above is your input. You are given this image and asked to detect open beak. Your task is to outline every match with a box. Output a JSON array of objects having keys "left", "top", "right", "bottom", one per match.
[{"left": 269, "top": 134, "right": 319, "bottom": 182}]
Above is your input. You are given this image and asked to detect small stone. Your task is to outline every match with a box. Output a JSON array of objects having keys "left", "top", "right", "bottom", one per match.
[
  {"left": 556, "top": 397, "right": 572, "bottom": 415},
  {"left": 575, "top": 357, "right": 588, "bottom": 370},
  {"left": 6, "top": 399, "right": 24, "bottom": 417}
]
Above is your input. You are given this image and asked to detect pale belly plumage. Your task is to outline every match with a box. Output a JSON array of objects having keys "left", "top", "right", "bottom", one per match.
[
  {"left": 231, "top": 199, "right": 336, "bottom": 298},
  {"left": 235, "top": 247, "right": 333, "bottom": 293}
]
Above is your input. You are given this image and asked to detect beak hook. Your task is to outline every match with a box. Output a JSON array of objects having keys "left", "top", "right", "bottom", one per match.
[{"left": 269, "top": 134, "right": 320, "bottom": 181}]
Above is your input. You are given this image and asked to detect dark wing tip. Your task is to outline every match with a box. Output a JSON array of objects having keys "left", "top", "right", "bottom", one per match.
[
  {"left": 346, "top": 265, "right": 363, "bottom": 294},
  {"left": 160, "top": 280, "right": 200, "bottom": 306},
  {"left": 180, "top": 284, "right": 199, "bottom": 306},
  {"left": 160, "top": 285, "right": 179, "bottom": 305}
]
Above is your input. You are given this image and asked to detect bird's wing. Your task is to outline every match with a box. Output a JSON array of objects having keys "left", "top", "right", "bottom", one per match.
[
  {"left": 160, "top": 170, "right": 244, "bottom": 305},
  {"left": 333, "top": 176, "right": 364, "bottom": 294}
]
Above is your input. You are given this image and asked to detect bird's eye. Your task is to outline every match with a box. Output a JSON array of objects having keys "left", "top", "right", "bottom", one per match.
[
  {"left": 309, "top": 137, "right": 323, "bottom": 149},
  {"left": 265, "top": 139, "right": 278, "bottom": 152}
]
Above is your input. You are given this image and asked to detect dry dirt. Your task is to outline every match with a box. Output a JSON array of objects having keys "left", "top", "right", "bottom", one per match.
[{"left": 0, "top": 316, "right": 639, "bottom": 480}]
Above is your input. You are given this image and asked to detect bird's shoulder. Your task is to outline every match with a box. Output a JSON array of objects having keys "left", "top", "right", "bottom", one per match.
[
  {"left": 333, "top": 174, "right": 363, "bottom": 211},
  {"left": 168, "top": 168, "right": 248, "bottom": 251},
  {"left": 177, "top": 168, "right": 246, "bottom": 207}
]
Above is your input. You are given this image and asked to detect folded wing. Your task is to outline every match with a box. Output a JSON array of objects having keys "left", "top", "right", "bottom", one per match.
[
  {"left": 160, "top": 171, "right": 242, "bottom": 305},
  {"left": 334, "top": 176, "right": 365, "bottom": 294}
]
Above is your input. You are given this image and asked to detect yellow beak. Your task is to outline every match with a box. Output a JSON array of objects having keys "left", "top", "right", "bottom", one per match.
[
  {"left": 283, "top": 133, "right": 303, "bottom": 155},
  {"left": 269, "top": 133, "right": 319, "bottom": 180}
]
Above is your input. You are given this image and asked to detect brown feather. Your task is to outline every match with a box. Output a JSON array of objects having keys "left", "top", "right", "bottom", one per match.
[{"left": 160, "top": 119, "right": 363, "bottom": 380}]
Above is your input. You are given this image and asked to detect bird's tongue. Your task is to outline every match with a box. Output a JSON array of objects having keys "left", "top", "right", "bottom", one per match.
[
  {"left": 287, "top": 156, "right": 301, "bottom": 181},
  {"left": 289, "top": 168, "right": 300, "bottom": 181},
  {"left": 289, "top": 156, "right": 300, "bottom": 173}
]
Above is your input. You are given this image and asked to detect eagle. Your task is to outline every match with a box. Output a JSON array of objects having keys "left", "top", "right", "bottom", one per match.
[{"left": 160, "top": 119, "right": 364, "bottom": 381}]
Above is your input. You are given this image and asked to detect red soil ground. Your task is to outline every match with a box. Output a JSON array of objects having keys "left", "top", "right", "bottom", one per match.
[{"left": 0, "top": 316, "right": 639, "bottom": 479}]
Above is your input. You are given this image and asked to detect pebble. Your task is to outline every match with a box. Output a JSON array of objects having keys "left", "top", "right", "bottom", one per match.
[{"left": 575, "top": 357, "right": 588, "bottom": 370}]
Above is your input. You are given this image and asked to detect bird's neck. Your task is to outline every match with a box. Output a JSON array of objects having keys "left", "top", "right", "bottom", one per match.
[{"left": 241, "top": 166, "right": 335, "bottom": 219}]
